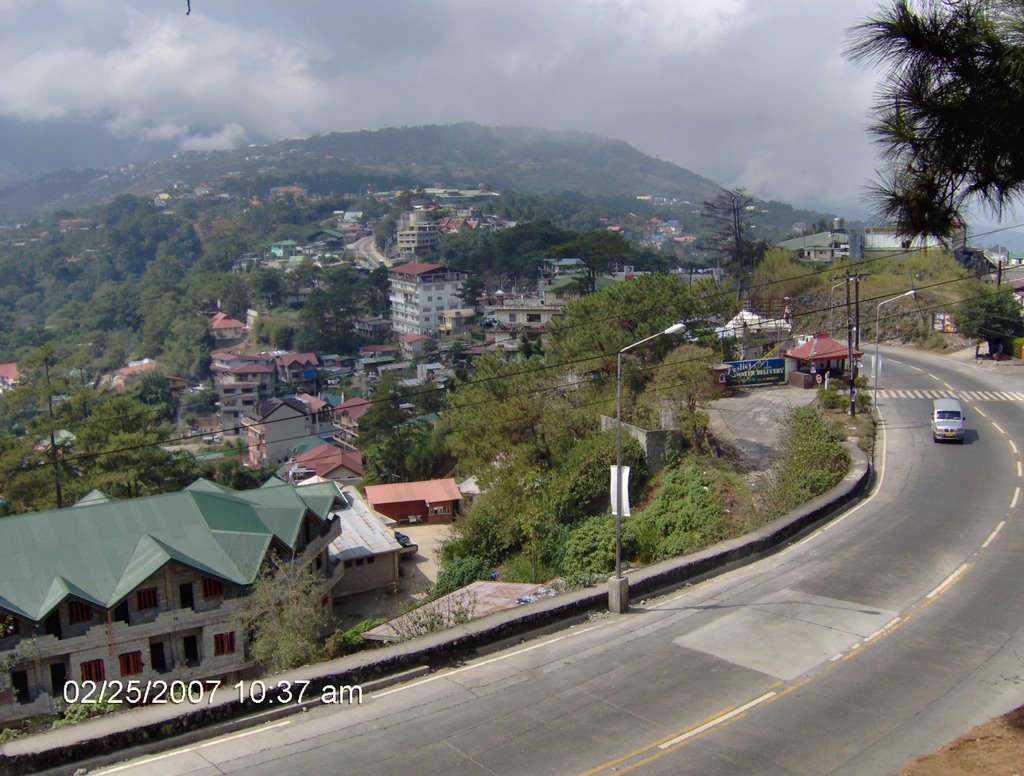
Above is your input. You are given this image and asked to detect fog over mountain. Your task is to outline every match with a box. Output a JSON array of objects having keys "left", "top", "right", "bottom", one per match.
[{"left": 0, "top": 1, "right": 889, "bottom": 218}]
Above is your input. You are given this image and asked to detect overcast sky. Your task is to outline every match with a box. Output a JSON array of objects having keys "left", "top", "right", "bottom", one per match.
[{"left": 0, "top": 1, "right": 896, "bottom": 218}]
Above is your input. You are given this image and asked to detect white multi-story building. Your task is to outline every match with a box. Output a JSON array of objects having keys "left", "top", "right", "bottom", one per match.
[
  {"left": 389, "top": 262, "right": 469, "bottom": 336},
  {"left": 397, "top": 211, "right": 440, "bottom": 259}
]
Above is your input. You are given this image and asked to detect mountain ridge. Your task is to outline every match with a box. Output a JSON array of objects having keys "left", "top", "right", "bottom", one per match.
[{"left": 0, "top": 123, "right": 727, "bottom": 224}]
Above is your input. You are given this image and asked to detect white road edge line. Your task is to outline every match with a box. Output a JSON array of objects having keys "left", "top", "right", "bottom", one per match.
[
  {"left": 370, "top": 622, "right": 606, "bottom": 699},
  {"left": 794, "top": 406, "right": 891, "bottom": 549},
  {"left": 927, "top": 563, "right": 971, "bottom": 599},
  {"left": 865, "top": 617, "right": 902, "bottom": 642},
  {"left": 1016, "top": 461, "right": 1021, "bottom": 478},
  {"left": 1013, "top": 488, "right": 1021, "bottom": 510},
  {"left": 98, "top": 720, "right": 292, "bottom": 773},
  {"left": 657, "top": 691, "right": 777, "bottom": 749},
  {"left": 982, "top": 522, "right": 1006, "bottom": 549}
]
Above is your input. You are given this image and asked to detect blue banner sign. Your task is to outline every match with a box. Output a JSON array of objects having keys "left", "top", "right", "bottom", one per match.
[{"left": 723, "top": 357, "right": 786, "bottom": 386}]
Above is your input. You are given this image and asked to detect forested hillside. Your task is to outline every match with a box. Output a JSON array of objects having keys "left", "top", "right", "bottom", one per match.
[{"left": 0, "top": 124, "right": 834, "bottom": 229}]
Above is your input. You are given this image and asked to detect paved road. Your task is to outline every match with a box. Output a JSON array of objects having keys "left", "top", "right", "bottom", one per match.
[
  {"left": 95, "top": 348, "right": 1024, "bottom": 775},
  {"left": 347, "top": 235, "right": 390, "bottom": 269}
]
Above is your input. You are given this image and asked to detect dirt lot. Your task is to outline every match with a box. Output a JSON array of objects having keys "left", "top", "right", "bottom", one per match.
[{"left": 895, "top": 705, "right": 1024, "bottom": 775}]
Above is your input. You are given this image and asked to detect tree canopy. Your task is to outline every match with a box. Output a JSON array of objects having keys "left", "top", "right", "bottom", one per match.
[{"left": 848, "top": 0, "right": 1024, "bottom": 237}]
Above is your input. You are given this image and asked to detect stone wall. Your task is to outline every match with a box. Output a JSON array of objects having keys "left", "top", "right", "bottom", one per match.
[{"left": 598, "top": 416, "right": 685, "bottom": 475}]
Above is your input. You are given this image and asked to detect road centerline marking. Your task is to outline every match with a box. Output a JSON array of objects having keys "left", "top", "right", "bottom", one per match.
[
  {"left": 982, "top": 522, "right": 1006, "bottom": 549},
  {"left": 927, "top": 563, "right": 972, "bottom": 600},
  {"left": 657, "top": 691, "right": 777, "bottom": 750}
]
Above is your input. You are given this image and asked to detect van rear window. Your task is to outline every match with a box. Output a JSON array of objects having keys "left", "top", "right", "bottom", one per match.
[{"left": 936, "top": 410, "right": 961, "bottom": 419}]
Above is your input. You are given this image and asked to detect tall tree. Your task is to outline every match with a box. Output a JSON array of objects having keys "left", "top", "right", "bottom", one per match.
[
  {"left": 847, "top": 0, "right": 1024, "bottom": 237},
  {"left": 955, "top": 284, "right": 1024, "bottom": 355},
  {"left": 701, "top": 188, "right": 755, "bottom": 269},
  {"left": 552, "top": 231, "right": 633, "bottom": 295}
]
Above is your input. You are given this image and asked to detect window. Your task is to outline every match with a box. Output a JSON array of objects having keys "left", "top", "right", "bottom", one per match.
[
  {"left": 214, "top": 632, "right": 236, "bottom": 656},
  {"left": 527, "top": 313, "right": 542, "bottom": 323},
  {"left": 508, "top": 313, "right": 518, "bottom": 323},
  {"left": 67, "top": 601, "right": 93, "bottom": 625},
  {"left": 80, "top": 659, "right": 105, "bottom": 682},
  {"left": 202, "top": 578, "right": 224, "bottom": 598},
  {"left": 136, "top": 588, "right": 158, "bottom": 611},
  {"left": 118, "top": 651, "right": 143, "bottom": 676},
  {"left": 0, "top": 614, "right": 17, "bottom": 638}
]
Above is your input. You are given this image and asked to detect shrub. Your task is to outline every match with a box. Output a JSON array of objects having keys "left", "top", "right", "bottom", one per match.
[
  {"left": 625, "top": 463, "right": 727, "bottom": 563},
  {"left": 321, "top": 618, "right": 386, "bottom": 659},
  {"left": 562, "top": 515, "right": 618, "bottom": 576},
  {"left": 435, "top": 555, "right": 490, "bottom": 595},
  {"left": 52, "top": 695, "right": 117, "bottom": 728}
]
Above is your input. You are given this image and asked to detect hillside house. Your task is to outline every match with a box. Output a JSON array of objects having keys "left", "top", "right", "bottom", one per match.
[
  {"left": 274, "top": 353, "right": 320, "bottom": 388},
  {"left": 332, "top": 397, "right": 372, "bottom": 449},
  {"left": 326, "top": 486, "right": 402, "bottom": 599},
  {"left": 243, "top": 396, "right": 334, "bottom": 468},
  {"left": 400, "top": 333, "right": 432, "bottom": 361},
  {"left": 0, "top": 363, "right": 19, "bottom": 392},
  {"left": 209, "top": 312, "right": 246, "bottom": 341},
  {"left": 287, "top": 444, "right": 364, "bottom": 485},
  {"left": 363, "top": 478, "right": 462, "bottom": 524},
  {"left": 0, "top": 479, "right": 341, "bottom": 725}
]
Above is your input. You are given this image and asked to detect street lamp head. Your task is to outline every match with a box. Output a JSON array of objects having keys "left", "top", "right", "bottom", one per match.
[{"left": 663, "top": 322, "right": 687, "bottom": 335}]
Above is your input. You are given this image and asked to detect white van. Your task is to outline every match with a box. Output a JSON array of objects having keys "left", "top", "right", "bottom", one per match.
[{"left": 932, "top": 398, "right": 965, "bottom": 443}]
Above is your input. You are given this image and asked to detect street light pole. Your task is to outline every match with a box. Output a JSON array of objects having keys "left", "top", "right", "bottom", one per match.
[
  {"left": 873, "top": 290, "right": 916, "bottom": 406},
  {"left": 611, "top": 322, "right": 687, "bottom": 614}
]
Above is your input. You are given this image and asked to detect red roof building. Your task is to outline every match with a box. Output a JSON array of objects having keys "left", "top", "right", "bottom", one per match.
[
  {"left": 209, "top": 312, "right": 245, "bottom": 340},
  {"left": 0, "top": 362, "right": 19, "bottom": 390},
  {"left": 363, "top": 478, "right": 462, "bottom": 524},
  {"left": 292, "top": 445, "right": 363, "bottom": 483},
  {"left": 784, "top": 332, "right": 862, "bottom": 379}
]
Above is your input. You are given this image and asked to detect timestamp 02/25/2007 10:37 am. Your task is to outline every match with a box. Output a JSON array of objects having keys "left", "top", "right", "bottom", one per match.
[{"left": 61, "top": 678, "right": 364, "bottom": 707}]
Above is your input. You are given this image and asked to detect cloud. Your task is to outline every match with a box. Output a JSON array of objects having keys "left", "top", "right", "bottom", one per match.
[
  {"left": 0, "top": 0, "right": 887, "bottom": 215},
  {"left": 180, "top": 123, "right": 248, "bottom": 151}
]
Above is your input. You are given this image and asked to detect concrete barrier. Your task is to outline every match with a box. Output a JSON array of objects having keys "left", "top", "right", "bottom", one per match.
[{"left": 0, "top": 443, "right": 871, "bottom": 776}]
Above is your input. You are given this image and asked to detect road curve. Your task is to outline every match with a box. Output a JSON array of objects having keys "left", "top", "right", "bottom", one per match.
[{"left": 96, "top": 348, "right": 1024, "bottom": 776}]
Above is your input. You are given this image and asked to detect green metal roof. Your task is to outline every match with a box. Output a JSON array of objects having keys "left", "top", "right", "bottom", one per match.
[{"left": 0, "top": 478, "right": 338, "bottom": 623}]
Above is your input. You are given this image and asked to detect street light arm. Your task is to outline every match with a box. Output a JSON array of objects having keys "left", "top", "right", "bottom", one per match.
[
  {"left": 619, "top": 323, "right": 687, "bottom": 357},
  {"left": 873, "top": 290, "right": 917, "bottom": 402}
]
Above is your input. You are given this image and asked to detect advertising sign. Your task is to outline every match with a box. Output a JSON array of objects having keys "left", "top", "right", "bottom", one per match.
[{"left": 723, "top": 357, "right": 786, "bottom": 386}]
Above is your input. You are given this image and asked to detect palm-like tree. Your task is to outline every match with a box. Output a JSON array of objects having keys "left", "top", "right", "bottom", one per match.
[{"left": 847, "top": 0, "right": 1024, "bottom": 237}]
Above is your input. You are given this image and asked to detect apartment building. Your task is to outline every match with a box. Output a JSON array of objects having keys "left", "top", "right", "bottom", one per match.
[
  {"left": 389, "top": 262, "right": 469, "bottom": 336},
  {"left": 0, "top": 479, "right": 342, "bottom": 725},
  {"left": 396, "top": 211, "right": 440, "bottom": 259},
  {"left": 243, "top": 396, "right": 335, "bottom": 469}
]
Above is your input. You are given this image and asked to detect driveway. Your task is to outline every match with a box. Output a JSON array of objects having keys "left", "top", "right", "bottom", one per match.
[{"left": 705, "top": 383, "right": 819, "bottom": 472}]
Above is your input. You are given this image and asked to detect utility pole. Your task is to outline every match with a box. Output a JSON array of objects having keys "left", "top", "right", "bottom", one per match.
[{"left": 846, "top": 269, "right": 856, "bottom": 417}]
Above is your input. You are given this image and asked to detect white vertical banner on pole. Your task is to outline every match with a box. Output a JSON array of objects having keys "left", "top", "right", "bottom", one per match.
[
  {"left": 871, "top": 353, "right": 879, "bottom": 381},
  {"left": 610, "top": 465, "right": 631, "bottom": 517}
]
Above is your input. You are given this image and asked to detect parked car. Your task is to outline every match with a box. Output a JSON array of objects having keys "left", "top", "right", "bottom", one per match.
[{"left": 394, "top": 531, "right": 417, "bottom": 554}]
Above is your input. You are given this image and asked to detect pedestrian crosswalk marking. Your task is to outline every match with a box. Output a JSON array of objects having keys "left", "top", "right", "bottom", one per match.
[{"left": 874, "top": 388, "right": 1024, "bottom": 402}]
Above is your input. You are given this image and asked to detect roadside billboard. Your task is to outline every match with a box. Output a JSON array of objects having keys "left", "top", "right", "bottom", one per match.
[{"left": 722, "top": 357, "right": 786, "bottom": 386}]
